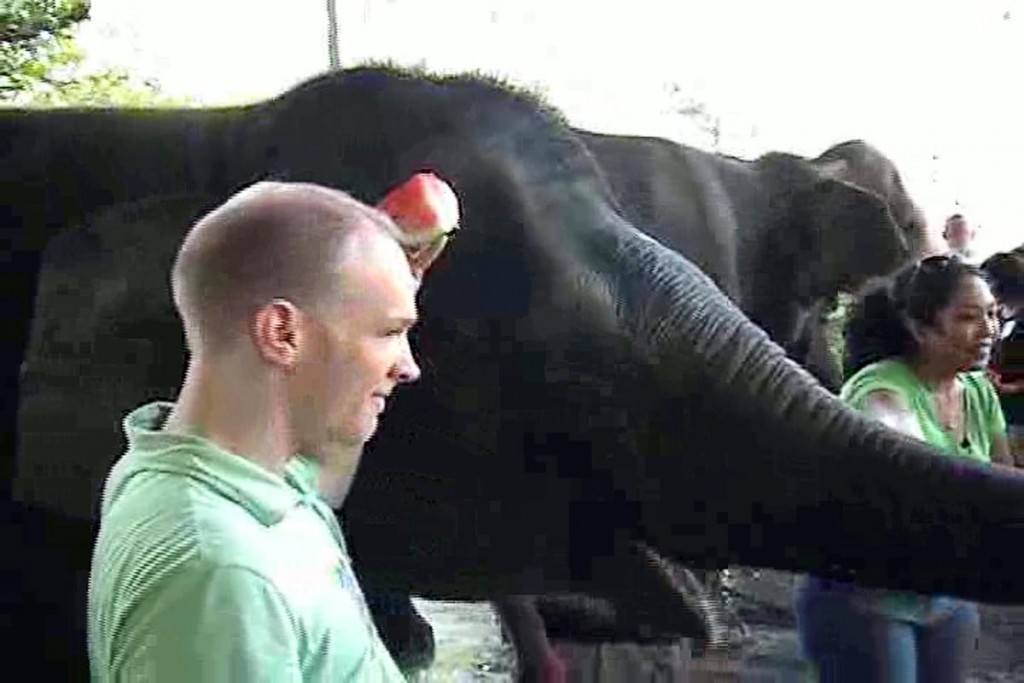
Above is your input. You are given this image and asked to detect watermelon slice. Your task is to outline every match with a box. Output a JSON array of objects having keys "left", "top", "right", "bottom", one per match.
[
  {"left": 377, "top": 171, "right": 460, "bottom": 279},
  {"left": 377, "top": 171, "right": 460, "bottom": 248}
]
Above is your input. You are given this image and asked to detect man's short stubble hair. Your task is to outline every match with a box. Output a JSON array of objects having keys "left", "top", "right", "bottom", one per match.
[{"left": 171, "top": 181, "right": 396, "bottom": 354}]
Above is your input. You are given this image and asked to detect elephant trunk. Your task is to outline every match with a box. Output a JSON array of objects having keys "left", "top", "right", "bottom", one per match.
[{"left": 609, "top": 230, "right": 1024, "bottom": 605}]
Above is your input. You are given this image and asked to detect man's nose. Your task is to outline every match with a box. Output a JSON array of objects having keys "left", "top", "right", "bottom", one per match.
[{"left": 394, "top": 338, "right": 421, "bottom": 384}]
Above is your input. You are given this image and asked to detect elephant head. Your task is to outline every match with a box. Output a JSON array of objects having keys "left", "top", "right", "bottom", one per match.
[
  {"left": 779, "top": 172, "right": 910, "bottom": 304},
  {"left": 8, "top": 68, "right": 1024, "bottom": 681},
  {"left": 731, "top": 139, "right": 933, "bottom": 374},
  {"left": 570, "top": 131, "right": 930, "bottom": 389},
  {"left": 804, "top": 139, "right": 935, "bottom": 293}
]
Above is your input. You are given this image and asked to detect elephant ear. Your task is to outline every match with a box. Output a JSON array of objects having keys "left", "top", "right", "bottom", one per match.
[
  {"left": 793, "top": 177, "right": 911, "bottom": 300},
  {"left": 810, "top": 140, "right": 881, "bottom": 195},
  {"left": 812, "top": 156, "right": 851, "bottom": 183},
  {"left": 813, "top": 155, "right": 891, "bottom": 207},
  {"left": 811, "top": 144, "right": 903, "bottom": 215},
  {"left": 811, "top": 142, "right": 935, "bottom": 256}
]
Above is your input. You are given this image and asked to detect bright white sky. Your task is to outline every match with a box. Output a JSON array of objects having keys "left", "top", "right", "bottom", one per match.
[{"left": 77, "top": 0, "right": 1022, "bottom": 257}]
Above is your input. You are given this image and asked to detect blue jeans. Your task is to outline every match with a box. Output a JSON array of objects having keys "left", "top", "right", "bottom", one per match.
[{"left": 793, "top": 578, "right": 980, "bottom": 682}]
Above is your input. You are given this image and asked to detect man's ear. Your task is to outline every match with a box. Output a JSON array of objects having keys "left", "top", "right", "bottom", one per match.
[{"left": 251, "top": 299, "right": 304, "bottom": 370}]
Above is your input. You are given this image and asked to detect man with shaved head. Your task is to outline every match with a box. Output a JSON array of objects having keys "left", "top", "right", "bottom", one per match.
[
  {"left": 88, "top": 181, "right": 426, "bottom": 681},
  {"left": 943, "top": 213, "right": 978, "bottom": 263}
]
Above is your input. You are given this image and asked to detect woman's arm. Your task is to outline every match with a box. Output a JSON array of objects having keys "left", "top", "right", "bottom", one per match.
[
  {"left": 863, "top": 390, "right": 1018, "bottom": 470},
  {"left": 860, "top": 390, "right": 926, "bottom": 441},
  {"left": 989, "top": 433, "right": 1015, "bottom": 467},
  {"left": 982, "top": 371, "right": 1016, "bottom": 468}
]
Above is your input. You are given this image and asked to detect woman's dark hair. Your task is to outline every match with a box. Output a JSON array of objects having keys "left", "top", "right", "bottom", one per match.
[{"left": 843, "top": 254, "right": 989, "bottom": 376}]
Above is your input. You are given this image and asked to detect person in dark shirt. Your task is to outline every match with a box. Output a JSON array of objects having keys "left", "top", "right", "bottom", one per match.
[{"left": 982, "top": 248, "right": 1024, "bottom": 461}]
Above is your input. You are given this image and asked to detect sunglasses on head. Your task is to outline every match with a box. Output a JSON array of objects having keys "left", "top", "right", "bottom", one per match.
[
  {"left": 918, "top": 253, "right": 957, "bottom": 269},
  {"left": 909, "top": 253, "right": 960, "bottom": 280},
  {"left": 898, "top": 254, "right": 962, "bottom": 301}
]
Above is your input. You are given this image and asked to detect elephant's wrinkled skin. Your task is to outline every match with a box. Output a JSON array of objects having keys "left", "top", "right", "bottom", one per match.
[{"left": 3, "top": 67, "right": 1024, "bottom": 679}]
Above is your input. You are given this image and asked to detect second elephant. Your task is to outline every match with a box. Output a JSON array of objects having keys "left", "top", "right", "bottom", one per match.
[{"left": 577, "top": 132, "right": 936, "bottom": 391}]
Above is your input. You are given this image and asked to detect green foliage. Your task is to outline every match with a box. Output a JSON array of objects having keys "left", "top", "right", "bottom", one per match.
[
  {"left": 0, "top": 0, "right": 88, "bottom": 41},
  {"left": 2, "top": 0, "right": 89, "bottom": 100},
  {"left": 1, "top": 0, "right": 190, "bottom": 107},
  {"left": 824, "top": 293, "right": 854, "bottom": 378},
  {"left": 17, "top": 59, "right": 193, "bottom": 108}
]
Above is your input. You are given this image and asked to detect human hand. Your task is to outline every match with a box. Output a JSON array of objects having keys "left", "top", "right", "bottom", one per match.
[
  {"left": 989, "top": 367, "right": 1024, "bottom": 394},
  {"left": 404, "top": 236, "right": 450, "bottom": 281},
  {"left": 999, "top": 379, "right": 1024, "bottom": 394},
  {"left": 523, "top": 646, "right": 567, "bottom": 683}
]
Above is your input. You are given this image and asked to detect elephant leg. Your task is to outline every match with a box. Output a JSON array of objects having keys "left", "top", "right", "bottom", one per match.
[
  {"left": 595, "top": 541, "right": 727, "bottom": 650},
  {"left": 785, "top": 301, "right": 844, "bottom": 393},
  {"left": 363, "top": 591, "right": 436, "bottom": 675},
  {"left": 803, "top": 308, "right": 844, "bottom": 393},
  {"left": 496, "top": 539, "right": 729, "bottom": 680},
  {"left": 1, "top": 502, "right": 94, "bottom": 679},
  {"left": 493, "top": 596, "right": 567, "bottom": 683}
]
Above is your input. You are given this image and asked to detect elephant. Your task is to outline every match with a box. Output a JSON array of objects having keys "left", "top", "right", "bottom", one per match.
[
  {"left": 574, "top": 130, "right": 936, "bottom": 392},
  {"left": 490, "top": 131, "right": 938, "bottom": 673},
  {"left": 4, "top": 66, "right": 1024, "bottom": 682}
]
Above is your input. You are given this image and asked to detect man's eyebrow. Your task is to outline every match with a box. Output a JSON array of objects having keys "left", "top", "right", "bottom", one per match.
[{"left": 390, "top": 314, "right": 418, "bottom": 327}]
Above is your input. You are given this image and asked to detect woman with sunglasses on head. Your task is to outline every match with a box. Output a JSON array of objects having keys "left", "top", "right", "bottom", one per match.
[{"left": 793, "top": 254, "right": 1012, "bottom": 682}]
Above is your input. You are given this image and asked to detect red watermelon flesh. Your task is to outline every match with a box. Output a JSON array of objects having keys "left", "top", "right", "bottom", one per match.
[{"left": 377, "top": 171, "right": 460, "bottom": 247}]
